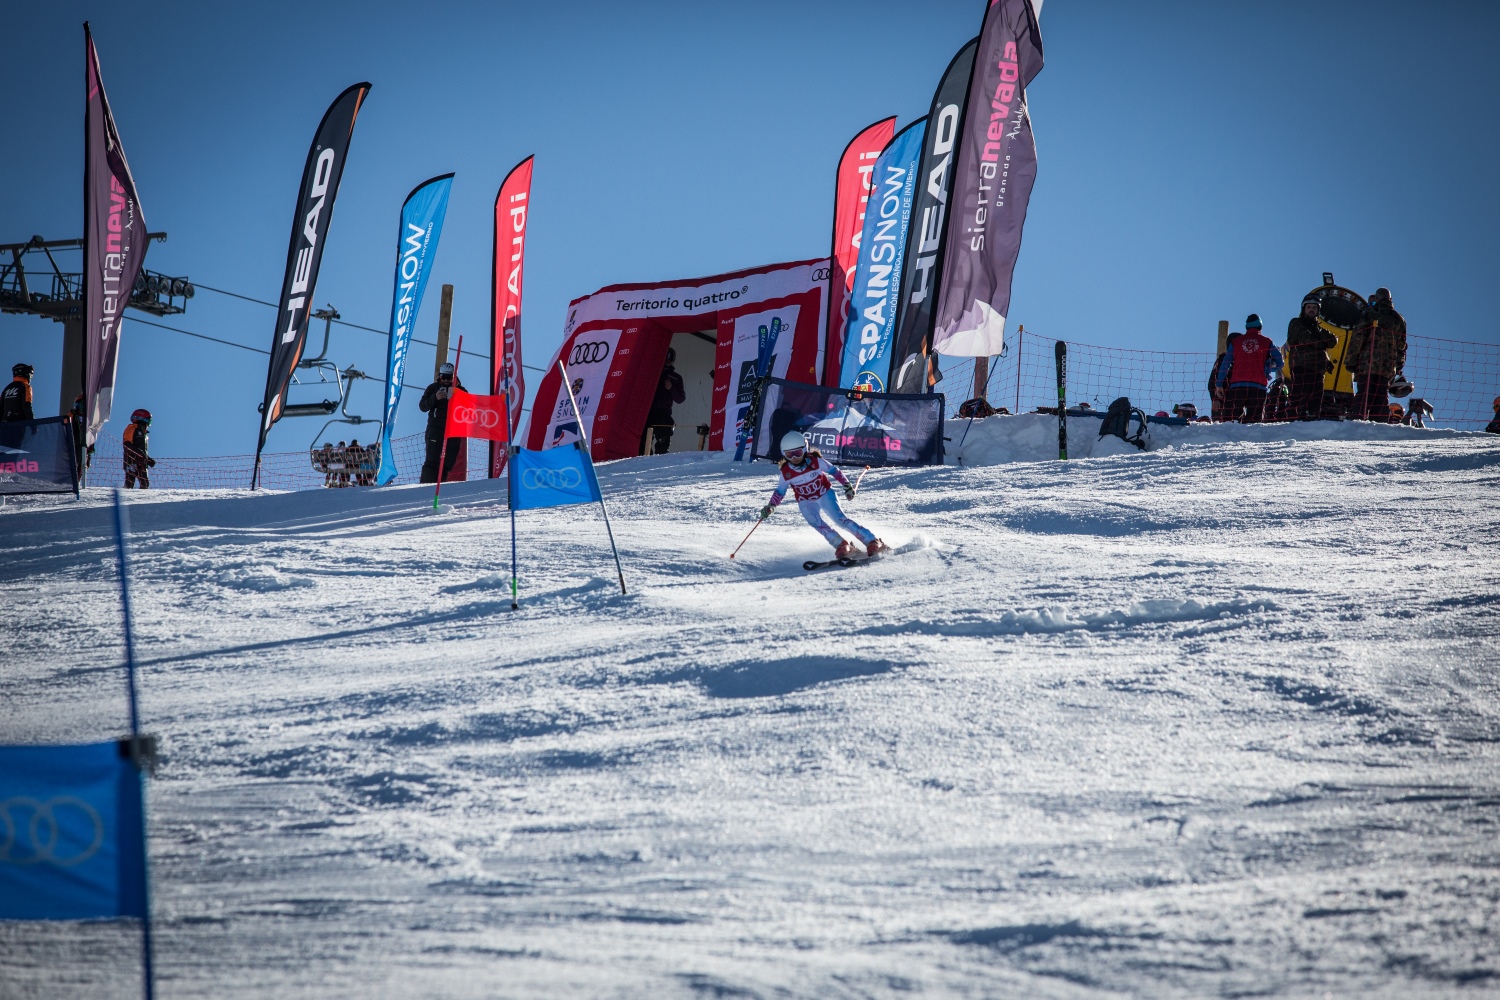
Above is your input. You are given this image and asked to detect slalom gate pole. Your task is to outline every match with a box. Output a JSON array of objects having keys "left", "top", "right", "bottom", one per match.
[
  {"left": 1013, "top": 326, "right": 1024, "bottom": 416},
  {"left": 112, "top": 491, "right": 155, "bottom": 1000},
  {"left": 1361, "top": 321, "right": 1378, "bottom": 421},
  {"left": 1055, "top": 340, "right": 1068, "bottom": 460},
  {"left": 432, "top": 335, "right": 463, "bottom": 509},
  {"left": 558, "top": 359, "right": 626, "bottom": 595},
  {"left": 728, "top": 517, "right": 763, "bottom": 559}
]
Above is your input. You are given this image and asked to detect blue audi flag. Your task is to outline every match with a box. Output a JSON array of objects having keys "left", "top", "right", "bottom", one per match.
[
  {"left": 378, "top": 173, "right": 454, "bottom": 486},
  {"left": 0, "top": 742, "right": 147, "bottom": 920},
  {"left": 508, "top": 443, "right": 602, "bottom": 510},
  {"left": 839, "top": 118, "right": 927, "bottom": 390}
]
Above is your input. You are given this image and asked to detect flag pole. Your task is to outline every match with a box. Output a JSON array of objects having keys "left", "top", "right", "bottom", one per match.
[
  {"left": 112, "top": 490, "right": 155, "bottom": 1000},
  {"left": 558, "top": 360, "right": 626, "bottom": 595},
  {"left": 502, "top": 385, "right": 519, "bottom": 611},
  {"left": 432, "top": 335, "right": 463, "bottom": 509}
]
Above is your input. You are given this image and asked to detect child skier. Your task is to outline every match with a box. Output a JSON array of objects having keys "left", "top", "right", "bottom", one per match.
[{"left": 759, "top": 431, "right": 887, "bottom": 560}]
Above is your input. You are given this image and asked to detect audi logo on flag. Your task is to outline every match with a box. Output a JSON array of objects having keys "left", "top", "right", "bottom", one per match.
[
  {"left": 811, "top": 266, "right": 831, "bottom": 281},
  {"left": 452, "top": 404, "right": 503, "bottom": 430},
  {"left": 570, "top": 341, "right": 610, "bottom": 365},
  {"left": 0, "top": 796, "right": 106, "bottom": 867},
  {"left": 522, "top": 467, "right": 583, "bottom": 490}
]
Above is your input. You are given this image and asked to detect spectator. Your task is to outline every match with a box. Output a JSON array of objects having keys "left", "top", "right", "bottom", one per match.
[
  {"left": 2, "top": 363, "right": 34, "bottom": 422},
  {"left": 1485, "top": 396, "right": 1500, "bottom": 435},
  {"left": 1215, "top": 314, "right": 1284, "bottom": 424},
  {"left": 1284, "top": 296, "right": 1338, "bottom": 420},
  {"left": 646, "top": 347, "right": 686, "bottom": 455},
  {"left": 360, "top": 441, "right": 379, "bottom": 485},
  {"left": 1207, "top": 349, "right": 1227, "bottom": 422},
  {"left": 123, "top": 408, "right": 154, "bottom": 489},
  {"left": 68, "top": 393, "right": 93, "bottom": 476},
  {"left": 1171, "top": 403, "right": 1198, "bottom": 421},
  {"left": 333, "top": 441, "right": 350, "bottom": 487},
  {"left": 313, "top": 441, "right": 334, "bottom": 487},
  {"left": 1346, "top": 287, "right": 1407, "bottom": 420},
  {"left": 419, "top": 362, "right": 464, "bottom": 482},
  {"left": 347, "top": 440, "right": 366, "bottom": 487}
]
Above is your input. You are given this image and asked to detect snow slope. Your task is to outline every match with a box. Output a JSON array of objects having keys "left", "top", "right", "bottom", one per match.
[{"left": 3, "top": 424, "right": 1499, "bottom": 998}]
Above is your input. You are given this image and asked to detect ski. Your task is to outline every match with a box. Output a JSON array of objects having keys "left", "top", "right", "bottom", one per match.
[{"left": 803, "top": 555, "right": 876, "bottom": 572}]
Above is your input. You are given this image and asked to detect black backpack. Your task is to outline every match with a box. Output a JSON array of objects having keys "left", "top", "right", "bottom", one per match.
[{"left": 1099, "top": 396, "right": 1149, "bottom": 450}]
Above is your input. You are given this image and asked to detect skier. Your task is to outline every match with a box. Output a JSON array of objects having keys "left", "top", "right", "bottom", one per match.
[
  {"left": 419, "top": 362, "right": 464, "bottom": 483},
  {"left": 2, "top": 363, "right": 34, "bottom": 422},
  {"left": 122, "top": 408, "right": 155, "bottom": 489},
  {"left": 758, "top": 430, "right": 886, "bottom": 561}
]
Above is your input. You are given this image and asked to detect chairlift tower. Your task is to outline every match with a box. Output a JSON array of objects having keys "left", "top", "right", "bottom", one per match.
[{"left": 0, "top": 232, "right": 191, "bottom": 414}]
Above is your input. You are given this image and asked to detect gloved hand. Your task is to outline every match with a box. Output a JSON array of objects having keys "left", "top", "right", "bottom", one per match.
[
  {"left": 147, "top": 458, "right": 156, "bottom": 468},
  {"left": 844, "top": 485, "right": 855, "bottom": 500},
  {"left": 759, "top": 505, "right": 772, "bottom": 520}
]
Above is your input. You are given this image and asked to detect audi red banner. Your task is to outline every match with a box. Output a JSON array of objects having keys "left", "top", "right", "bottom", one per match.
[
  {"left": 445, "top": 389, "right": 511, "bottom": 442},
  {"left": 489, "top": 156, "right": 533, "bottom": 478},
  {"left": 824, "top": 117, "right": 895, "bottom": 386},
  {"left": 932, "top": 0, "right": 1044, "bottom": 358},
  {"left": 253, "top": 82, "right": 371, "bottom": 486},
  {"left": 82, "top": 24, "right": 149, "bottom": 449}
]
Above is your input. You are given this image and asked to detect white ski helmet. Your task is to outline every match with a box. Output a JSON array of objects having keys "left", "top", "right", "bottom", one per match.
[{"left": 780, "top": 430, "right": 809, "bottom": 458}]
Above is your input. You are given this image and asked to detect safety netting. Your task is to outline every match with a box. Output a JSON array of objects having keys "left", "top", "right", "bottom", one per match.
[
  {"left": 750, "top": 378, "right": 945, "bottom": 466},
  {"left": 935, "top": 331, "right": 1500, "bottom": 430}
]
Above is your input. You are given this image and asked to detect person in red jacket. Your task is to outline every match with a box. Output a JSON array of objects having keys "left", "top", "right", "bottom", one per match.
[
  {"left": 123, "top": 408, "right": 155, "bottom": 489},
  {"left": 1214, "top": 315, "right": 1284, "bottom": 424}
]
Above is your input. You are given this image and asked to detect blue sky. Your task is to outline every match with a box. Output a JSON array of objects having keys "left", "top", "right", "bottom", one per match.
[{"left": 4, "top": 0, "right": 1495, "bottom": 456}]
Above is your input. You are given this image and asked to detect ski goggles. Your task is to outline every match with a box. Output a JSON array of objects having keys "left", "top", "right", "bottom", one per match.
[{"left": 783, "top": 447, "right": 806, "bottom": 462}]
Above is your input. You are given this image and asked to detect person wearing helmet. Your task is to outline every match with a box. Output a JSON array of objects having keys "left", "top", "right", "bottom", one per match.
[
  {"left": 1346, "top": 287, "right": 1407, "bottom": 420},
  {"left": 645, "top": 346, "right": 687, "bottom": 455},
  {"left": 1485, "top": 396, "right": 1500, "bottom": 435},
  {"left": 123, "top": 408, "right": 155, "bottom": 489},
  {"left": 419, "top": 361, "right": 466, "bottom": 483},
  {"left": 758, "top": 430, "right": 886, "bottom": 560},
  {"left": 1214, "top": 315, "right": 1283, "bottom": 423},
  {"left": 2, "top": 363, "right": 35, "bottom": 422},
  {"left": 1284, "top": 296, "right": 1338, "bottom": 420}
]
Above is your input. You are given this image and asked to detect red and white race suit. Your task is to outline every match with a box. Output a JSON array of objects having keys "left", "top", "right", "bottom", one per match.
[{"left": 767, "top": 454, "right": 876, "bottom": 550}]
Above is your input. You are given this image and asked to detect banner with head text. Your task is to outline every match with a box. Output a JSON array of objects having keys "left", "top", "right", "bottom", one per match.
[
  {"left": 83, "top": 24, "right": 149, "bottom": 449},
  {"left": 888, "top": 37, "right": 979, "bottom": 393},
  {"left": 255, "top": 82, "right": 371, "bottom": 472},
  {"left": 489, "top": 156, "right": 534, "bottom": 479},
  {"left": 377, "top": 174, "right": 453, "bottom": 486},
  {"left": 932, "top": 0, "right": 1044, "bottom": 357},
  {"left": 839, "top": 118, "right": 927, "bottom": 391},
  {"left": 825, "top": 117, "right": 895, "bottom": 386}
]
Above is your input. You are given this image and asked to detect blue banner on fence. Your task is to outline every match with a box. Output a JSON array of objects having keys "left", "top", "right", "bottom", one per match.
[
  {"left": 0, "top": 416, "right": 78, "bottom": 495},
  {"left": 839, "top": 119, "right": 926, "bottom": 391},
  {"left": 0, "top": 742, "right": 146, "bottom": 920},
  {"left": 508, "top": 444, "right": 602, "bottom": 510},
  {"left": 378, "top": 174, "right": 454, "bottom": 486}
]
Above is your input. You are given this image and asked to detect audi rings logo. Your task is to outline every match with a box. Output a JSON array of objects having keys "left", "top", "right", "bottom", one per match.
[
  {"left": 570, "top": 341, "right": 610, "bottom": 365},
  {"left": 452, "top": 404, "right": 503, "bottom": 430},
  {"left": 811, "top": 266, "right": 832, "bottom": 282},
  {"left": 522, "top": 467, "right": 582, "bottom": 490},
  {"left": 0, "top": 797, "right": 105, "bottom": 867}
]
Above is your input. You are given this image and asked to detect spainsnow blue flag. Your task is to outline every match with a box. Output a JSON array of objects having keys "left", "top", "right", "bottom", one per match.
[
  {"left": 840, "top": 118, "right": 926, "bottom": 390},
  {"left": 377, "top": 173, "right": 454, "bottom": 486},
  {"left": 508, "top": 443, "right": 602, "bottom": 510},
  {"left": 0, "top": 742, "right": 146, "bottom": 920}
]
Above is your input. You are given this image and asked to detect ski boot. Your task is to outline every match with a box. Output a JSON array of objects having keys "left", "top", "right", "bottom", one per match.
[
  {"left": 835, "top": 540, "right": 858, "bottom": 561},
  {"left": 865, "top": 539, "right": 889, "bottom": 558}
]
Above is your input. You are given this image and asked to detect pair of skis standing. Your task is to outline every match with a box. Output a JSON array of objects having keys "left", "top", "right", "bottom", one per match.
[{"left": 737, "top": 430, "right": 889, "bottom": 570}]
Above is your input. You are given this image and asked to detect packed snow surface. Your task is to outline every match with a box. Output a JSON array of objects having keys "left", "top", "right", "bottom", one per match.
[{"left": 3, "top": 421, "right": 1499, "bottom": 998}]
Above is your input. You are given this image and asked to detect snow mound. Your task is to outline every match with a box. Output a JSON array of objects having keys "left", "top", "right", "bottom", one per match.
[{"left": 215, "top": 566, "right": 315, "bottom": 591}]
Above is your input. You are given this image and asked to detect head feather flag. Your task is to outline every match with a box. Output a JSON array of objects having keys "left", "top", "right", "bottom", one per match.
[
  {"left": 931, "top": 0, "right": 1044, "bottom": 357},
  {"left": 253, "top": 82, "right": 371, "bottom": 485},
  {"left": 82, "top": 23, "right": 149, "bottom": 448},
  {"left": 489, "top": 157, "right": 534, "bottom": 478}
]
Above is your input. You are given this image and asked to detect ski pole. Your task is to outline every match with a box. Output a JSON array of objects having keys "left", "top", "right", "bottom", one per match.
[
  {"left": 850, "top": 466, "right": 870, "bottom": 497},
  {"left": 728, "top": 516, "right": 765, "bottom": 559}
]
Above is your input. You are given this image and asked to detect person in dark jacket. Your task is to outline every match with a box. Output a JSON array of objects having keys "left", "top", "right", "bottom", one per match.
[
  {"left": 122, "top": 408, "right": 155, "bottom": 489},
  {"left": 419, "top": 362, "right": 465, "bottom": 483},
  {"left": 1485, "top": 396, "right": 1500, "bottom": 435},
  {"left": 646, "top": 348, "right": 687, "bottom": 455},
  {"left": 1346, "top": 287, "right": 1407, "bottom": 420},
  {"left": 2, "top": 363, "right": 35, "bottom": 422},
  {"left": 1284, "top": 296, "right": 1339, "bottom": 420},
  {"left": 1207, "top": 350, "right": 1227, "bottom": 421},
  {"left": 1214, "top": 315, "right": 1284, "bottom": 423}
]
